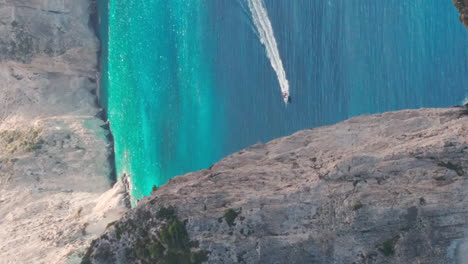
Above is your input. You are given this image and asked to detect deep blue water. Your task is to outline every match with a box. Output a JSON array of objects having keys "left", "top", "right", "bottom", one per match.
[
  {"left": 209, "top": 0, "right": 468, "bottom": 155},
  {"left": 99, "top": 0, "right": 468, "bottom": 199}
]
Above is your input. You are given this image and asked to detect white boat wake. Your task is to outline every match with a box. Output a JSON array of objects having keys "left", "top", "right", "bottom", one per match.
[{"left": 247, "top": 0, "right": 290, "bottom": 104}]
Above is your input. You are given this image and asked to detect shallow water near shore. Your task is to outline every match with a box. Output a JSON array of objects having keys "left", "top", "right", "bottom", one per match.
[{"left": 99, "top": 0, "right": 468, "bottom": 199}]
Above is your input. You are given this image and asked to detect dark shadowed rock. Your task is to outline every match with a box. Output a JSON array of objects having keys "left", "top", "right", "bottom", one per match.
[{"left": 454, "top": 0, "right": 468, "bottom": 28}]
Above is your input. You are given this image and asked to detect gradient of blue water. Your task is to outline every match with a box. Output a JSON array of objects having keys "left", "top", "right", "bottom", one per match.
[{"left": 100, "top": 0, "right": 468, "bottom": 199}]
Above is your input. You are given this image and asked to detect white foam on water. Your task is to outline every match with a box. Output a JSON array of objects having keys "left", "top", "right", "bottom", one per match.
[{"left": 247, "top": 0, "right": 290, "bottom": 104}]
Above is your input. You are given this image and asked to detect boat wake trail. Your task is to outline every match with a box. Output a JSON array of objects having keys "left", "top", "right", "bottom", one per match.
[{"left": 247, "top": 0, "right": 290, "bottom": 104}]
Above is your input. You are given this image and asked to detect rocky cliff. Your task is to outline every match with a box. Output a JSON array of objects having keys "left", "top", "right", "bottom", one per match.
[
  {"left": 84, "top": 106, "right": 468, "bottom": 264},
  {"left": 0, "top": 1, "right": 128, "bottom": 263},
  {"left": 1, "top": 1, "right": 467, "bottom": 264},
  {"left": 454, "top": 0, "right": 468, "bottom": 27}
]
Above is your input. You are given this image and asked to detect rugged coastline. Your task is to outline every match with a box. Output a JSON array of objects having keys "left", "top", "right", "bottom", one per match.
[
  {"left": 85, "top": 106, "right": 468, "bottom": 264},
  {"left": 0, "top": 0, "right": 467, "bottom": 264}
]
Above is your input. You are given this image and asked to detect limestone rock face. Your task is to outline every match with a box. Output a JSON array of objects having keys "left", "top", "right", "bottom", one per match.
[
  {"left": 0, "top": 1, "right": 127, "bottom": 264},
  {"left": 0, "top": 0, "right": 99, "bottom": 123},
  {"left": 454, "top": 0, "right": 468, "bottom": 28},
  {"left": 85, "top": 107, "right": 468, "bottom": 264}
]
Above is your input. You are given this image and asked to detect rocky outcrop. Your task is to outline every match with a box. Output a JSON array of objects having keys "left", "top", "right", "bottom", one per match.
[
  {"left": 0, "top": 1, "right": 128, "bottom": 263},
  {"left": 454, "top": 0, "right": 468, "bottom": 27},
  {"left": 84, "top": 106, "right": 468, "bottom": 264}
]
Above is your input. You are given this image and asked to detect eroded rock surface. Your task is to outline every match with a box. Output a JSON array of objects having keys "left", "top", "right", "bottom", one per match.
[
  {"left": 85, "top": 107, "right": 468, "bottom": 264},
  {"left": 0, "top": 1, "right": 128, "bottom": 263}
]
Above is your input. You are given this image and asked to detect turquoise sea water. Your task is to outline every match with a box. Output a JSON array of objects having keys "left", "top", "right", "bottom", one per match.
[{"left": 99, "top": 1, "right": 468, "bottom": 200}]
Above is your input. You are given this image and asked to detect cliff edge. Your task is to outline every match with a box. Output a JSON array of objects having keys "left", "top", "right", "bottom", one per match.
[
  {"left": 85, "top": 106, "right": 468, "bottom": 264},
  {"left": 0, "top": 1, "right": 128, "bottom": 263}
]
